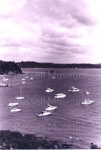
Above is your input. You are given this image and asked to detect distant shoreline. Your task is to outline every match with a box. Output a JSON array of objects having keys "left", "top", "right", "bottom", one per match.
[
  {"left": 17, "top": 61, "right": 101, "bottom": 69},
  {"left": 21, "top": 67, "right": 101, "bottom": 69}
]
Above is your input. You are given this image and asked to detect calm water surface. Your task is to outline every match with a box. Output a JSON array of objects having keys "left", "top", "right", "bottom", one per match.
[{"left": 0, "top": 68, "right": 101, "bottom": 148}]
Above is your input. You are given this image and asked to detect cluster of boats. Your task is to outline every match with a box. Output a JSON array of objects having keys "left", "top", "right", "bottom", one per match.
[
  {"left": 1, "top": 76, "right": 34, "bottom": 87},
  {"left": 0, "top": 77, "right": 9, "bottom": 87},
  {"left": 37, "top": 86, "right": 81, "bottom": 117},
  {"left": 21, "top": 78, "right": 26, "bottom": 84},
  {"left": 37, "top": 104, "right": 57, "bottom": 117},
  {"left": 21, "top": 77, "right": 34, "bottom": 84},
  {"left": 8, "top": 102, "right": 22, "bottom": 112},
  {"left": 9, "top": 103, "right": 57, "bottom": 115},
  {"left": 45, "top": 86, "right": 93, "bottom": 108},
  {"left": 6, "top": 76, "right": 33, "bottom": 112},
  {"left": 5, "top": 73, "right": 93, "bottom": 115},
  {"left": 68, "top": 87, "right": 93, "bottom": 104},
  {"left": 45, "top": 88, "right": 66, "bottom": 98},
  {"left": 21, "top": 76, "right": 34, "bottom": 84},
  {"left": 8, "top": 88, "right": 25, "bottom": 112},
  {"left": 8, "top": 100, "right": 22, "bottom": 112},
  {"left": 45, "top": 86, "right": 80, "bottom": 94},
  {"left": 81, "top": 90, "right": 93, "bottom": 105}
]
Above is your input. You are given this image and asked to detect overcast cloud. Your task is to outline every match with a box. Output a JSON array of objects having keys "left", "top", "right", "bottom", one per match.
[{"left": 0, "top": 0, "right": 101, "bottom": 63}]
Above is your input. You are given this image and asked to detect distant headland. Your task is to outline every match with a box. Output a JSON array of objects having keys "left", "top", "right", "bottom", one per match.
[
  {"left": 0, "top": 61, "right": 22, "bottom": 74},
  {"left": 17, "top": 61, "right": 101, "bottom": 69}
]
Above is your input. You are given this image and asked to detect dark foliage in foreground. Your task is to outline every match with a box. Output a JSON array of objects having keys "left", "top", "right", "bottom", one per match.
[
  {"left": 0, "top": 61, "right": 22, "bottom": 74},
  {"left": 0, "top": 130, "right": 81, "bottom": 149},
  {"left": 0, "top": 130, "right": 99, "bottom": 149}
]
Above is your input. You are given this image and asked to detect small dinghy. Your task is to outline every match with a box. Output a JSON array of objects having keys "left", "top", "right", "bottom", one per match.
[
  {"left": 15, "top": 97, "right": 24, "bottom": 100},
  {"left": 45, "top": 88, "right": 54, "bottom": 93},
  {"left": 0, "top": 83, "right": 8, "bottom": 87},
  {"left": 85, "top": 91, "right": 90, "bottom": 95},
  {"left": 45, "top": 104, "right": 57, "bottom": 111},
  {"left": 10, "top": 108, "right": 21, "bottom": 112},
  {"left": 22, "top": 78, "right": 26, "bottom": 81},
  {"left": 8, "top": 102, "right": 19, "bottom": 107},
  {"left": 21, "top": 81, "right": 26, "bottom": 84},
  {"left": 30, "top": 77, "right": 33, "bottom": 80}
]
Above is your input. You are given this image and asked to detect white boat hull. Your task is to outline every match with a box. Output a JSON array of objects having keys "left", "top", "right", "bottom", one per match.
[
  {"left": 0, "top": 83, "right": 8, "bottom": 87},
  {"left": 45, "top": 90, "right": 54, "bottom": 93},
  {"left": 85, "top": 91, "right": 90, "bottom": 95},
  {"left": 10, "top": 108, "right": 21, "bottom": 112},
  {"left": 68, "top": 89, "right": 80, "bottom": 92},
  {"left": 15, "top": 97, "right": 24, "bottom": 100},
  {"left": 82, "top": 100, "right": 94, "bottom": 105},
  {"left": 55, "top": 94, "right": 66, "bottom": 98},
  {"left": 8, "top": 103, "right": 19, "bottom": 107},
  {"left": 45, "top": 106, "right": 57, "bottom": 111},
  {"left": 37, "top": 111, "right": 52, "bottom": 117},
  {"left": 68, "top": 86, "right": 80, "bottom": 92},
  {"left": 45, "top": 88, "right": 54, "bottom": 93},
  {"left": 55, "top": 96, "right": 66, "bottom": 98}
]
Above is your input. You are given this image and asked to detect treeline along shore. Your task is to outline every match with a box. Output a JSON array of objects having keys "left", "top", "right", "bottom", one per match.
[
  {"left": 0, "top": 60, "right": 101, "bottom": 75},
  {"left": 17, "top": 61, "right": 101, "bottom": 69},
  {"left": 0, "top": 61, "right": 22, "bottom": 74}
]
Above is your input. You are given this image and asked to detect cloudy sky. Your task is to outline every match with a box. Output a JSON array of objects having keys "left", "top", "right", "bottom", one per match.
[{"left": 0, "top": 0, "right": 101, "bottom": 63}]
